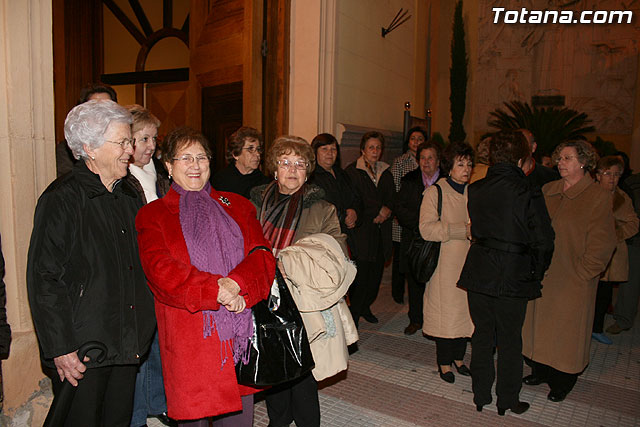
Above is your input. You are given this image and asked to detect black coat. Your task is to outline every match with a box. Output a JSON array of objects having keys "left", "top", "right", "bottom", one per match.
[
  {"left": 394, "top": 168, "right": 428, "bottom": 271},
  {"left": 27, "top": 162, "right": 156, "bottom": 369},
  {"left": 527, "top": 162, "right": 559, "bottom": 189},
  {"left": 345, "top": 161, "right": 394, "bottom": 262},
  {"left": 309, "top": 165, "right": 362, "bottom": 255},
  {"left": 0, "top": 234, "right": 10, "bottom": 359},
  {"left": 458, "top": 163, "right": 555, "bottom": 299},
  {"left": 211, "top": 164, "right": 271, "bottom": 199}
]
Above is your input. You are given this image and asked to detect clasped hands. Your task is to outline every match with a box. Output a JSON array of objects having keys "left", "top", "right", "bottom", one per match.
[{"left": 217, "top": 277, "right": 246, "bottom": 313}]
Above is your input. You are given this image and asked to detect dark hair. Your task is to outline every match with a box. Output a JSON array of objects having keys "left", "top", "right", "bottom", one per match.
[
  {"left": 416, "top": 141, "right": 441, "bottom": 162},
  {"left": 311, "top": 133, "right": 341, "bottom": 166},
  {"left": 360, "top": 131, "right": 385, "bottom": 153},
  {"left": 162, "top": 127, "right": 211, "bottom": 164},
  {"left": 489, "top": 130, "right": 530, "bottom": 166},
  {"left": 596, "top": 155, "right": 624, "bottom": 173},
  {"left": 440, "top": 141, "right": 474, "bottom": 175},
  {"left": 404, "top": 126, "right": 428, "bottom": 152},
  {"left": 78, "top": 83, "right": 118, "bottom": 105},
  {"left": 226, "top": 126, "right": 263, "bottom": 163}
]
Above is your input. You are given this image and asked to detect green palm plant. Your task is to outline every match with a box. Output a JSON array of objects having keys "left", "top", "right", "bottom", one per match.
[{"left": 487, "top": 101, "right": 595, "bottom": 156}]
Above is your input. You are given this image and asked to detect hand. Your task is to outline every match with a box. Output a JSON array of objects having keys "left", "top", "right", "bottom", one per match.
[
  {"left": 345, "top": 209, "right": 357, "bottom": 229},
  {"left": 466, "top": 222, "right": 472, "bottom": 240},
  {"left": 379, "top": 206, "right": 392, "bottom": 221},
  {"left": 53, "top": 351, "right": 89, "bottom": 387},
  {"left": 217, "top": 277, "right": 240, "bottom": 306},
  {"left": 372, "top": 214, "right": 384, "bottom": 224},
  {"left": 225, "top": 295, "right": 247, "bottom": 313}
]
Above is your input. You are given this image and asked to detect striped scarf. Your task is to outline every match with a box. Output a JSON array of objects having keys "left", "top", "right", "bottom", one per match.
[{"left": 258, "top": 181, "right": 304, "bottom": 257}]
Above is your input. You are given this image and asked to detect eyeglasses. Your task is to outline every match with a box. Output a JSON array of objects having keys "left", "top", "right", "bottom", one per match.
[
  {"left": 555, "top": 155, "right": 578, "bottom": 163},
  {"left": 134, "top": 136, "right": 158, "bottom": 145},
  {"left": 599, "top": 171, "right": 622, "bottom": 177},
  {"left": 243, "top": 146, "right": 263, "bottom": 154},
  {"left": 105, "top": 138, "right": 135, "bottom": 149},
  {"left": 173, "top": 155, "right": 211, "bottom": 164},
  {"left": 277, "top": 159, "right": 307, "bottom": 170}
]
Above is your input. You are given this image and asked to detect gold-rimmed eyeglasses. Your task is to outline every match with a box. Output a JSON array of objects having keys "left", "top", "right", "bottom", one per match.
[
  {"left": 105, "top": 138, "right": 135, "bottom": 149},
  {"left": 277, "top": 159, "right": 307, "bottom": 170},
  {"left": 173, "top": 155, "right": 211, "bottom": 164}
]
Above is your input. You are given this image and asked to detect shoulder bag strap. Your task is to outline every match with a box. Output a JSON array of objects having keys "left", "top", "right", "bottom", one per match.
[
  {"left": 434, "top": 183, "right": 442, "bottom": 219},
  {"left": 248, "top": 245, "right": 271, "bottom": 255}
]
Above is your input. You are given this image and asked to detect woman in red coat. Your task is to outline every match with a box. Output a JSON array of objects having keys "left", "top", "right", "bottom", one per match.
[{"left": 136, "top": 127, "right": 275, "bottom": 425}]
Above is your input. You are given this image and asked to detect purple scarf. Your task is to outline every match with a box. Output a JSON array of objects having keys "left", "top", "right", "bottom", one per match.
[{"left": 173, "top": 181, "right": 252, "bottom": 367}]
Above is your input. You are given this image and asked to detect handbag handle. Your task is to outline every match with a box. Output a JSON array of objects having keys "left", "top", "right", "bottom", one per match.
[
  {"left": 248, "top": 245, "right": 271, "bottom": 255},
  {"left": 434, "top": 183, "right": 442, "bottom": 219}
]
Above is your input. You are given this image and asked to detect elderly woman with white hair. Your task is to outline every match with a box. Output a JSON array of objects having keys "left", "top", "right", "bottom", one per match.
[{"left": 27, "top": 99, "right": 157, "bottom": 425}]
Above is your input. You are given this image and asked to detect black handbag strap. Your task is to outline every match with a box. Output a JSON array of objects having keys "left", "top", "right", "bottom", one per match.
[
  {"left": 434, "top": 183, "right": 442, "bottom": 219},
  {"left": 248, "top": 245, "right": 271, "bottom": 255}
]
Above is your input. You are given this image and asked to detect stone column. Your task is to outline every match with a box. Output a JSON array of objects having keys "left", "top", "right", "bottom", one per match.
[{"left": 0, "top": 0, "right": 56, "bottom": 420}]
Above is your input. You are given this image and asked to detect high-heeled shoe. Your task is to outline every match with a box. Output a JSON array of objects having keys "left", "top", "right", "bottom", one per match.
[
  {"left": 497, "top": 401, "right": 530, "bottom": 416},
  {"left": 438, "top": 365, "right": 455, "bottom": 383},
  {"left": 453, "top": 362, "right": 471, "bottom": 376}
]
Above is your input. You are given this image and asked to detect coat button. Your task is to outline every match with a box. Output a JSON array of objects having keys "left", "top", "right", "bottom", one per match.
[
  {"left": 121, "top": 229, "right": 126, "bottom": 234},
  {"left": 135, "top": 353, "right": 140, "bottom": 359},
  {"left": 129, "top": 304, "right": 135, "bottom": 309}
]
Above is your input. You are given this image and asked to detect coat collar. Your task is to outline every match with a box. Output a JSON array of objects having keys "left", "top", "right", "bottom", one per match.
[
  {"left": 545, "top": 173, "right": 594, "bottom": 200},
  {"left": 163, "top": 185, "right": 227, "bottom": 214},
  {"left": 356, "top": 156, "right": 390, "bottom": 183},
  {"left": 486, "top": 162, "right": 525, "bottom": 178},
  {"left": 250, "top": 182, "right": 326, "bottom": 209},
  {"left": 74, "top": 161, "right": 137, "bottom": 199}
]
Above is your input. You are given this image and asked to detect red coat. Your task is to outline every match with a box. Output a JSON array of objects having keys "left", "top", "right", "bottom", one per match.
[{"left": 136, "top": 187, "right": 275, "bottom": 420}]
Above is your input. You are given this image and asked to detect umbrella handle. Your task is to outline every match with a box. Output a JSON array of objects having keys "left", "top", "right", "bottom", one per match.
[
  {"left": 43, "top": 341, "right": 108, "bottom": 427},
  {"left": 77, "top": 341, "right": 107, "bottom": 363}
]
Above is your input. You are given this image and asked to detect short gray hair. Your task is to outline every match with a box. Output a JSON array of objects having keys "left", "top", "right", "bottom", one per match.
[{"left": 64, "top": 100, "right": 132, "bottom": 160}]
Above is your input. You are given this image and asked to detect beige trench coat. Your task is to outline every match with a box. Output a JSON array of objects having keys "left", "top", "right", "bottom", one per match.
[
  {"left": 522, "top": 175, "right": 616, "bottom": 373},
  {"left": 601, "top": 188, "right": 638, "bottom": 282},
  {"left": 419, "top": 180, "right": 473, "bottom": 339}
]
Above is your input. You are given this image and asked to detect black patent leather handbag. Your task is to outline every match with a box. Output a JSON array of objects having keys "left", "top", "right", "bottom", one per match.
[
  {"left": 406, "top": 183, "right": 442, "bottom": 283},
  {"left": 236, "top": 249, "right": 315, "bottom": 386}
]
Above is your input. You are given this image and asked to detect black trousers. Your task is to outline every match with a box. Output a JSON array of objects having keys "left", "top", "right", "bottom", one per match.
[
  {"left": 391, "top": 242, "right": 406, "bottom": 301},
  {"left": 467, "top": 291, "right": 528, "bottom": 408},
  {"left": 593, "top": 280, "right": 614, "bottom": 333},
  {"left": 434, "top": 337, "right": 467, "bottom": 366},
  {"left": 350, "top": 246, "right": 385, "bottom": 321},
  {"left": 524, "top": 358, "right": 579, "bottom": 394},
  {"left": 264, "top": 373, "right": 320, "bottom": 427},
  {"left": 406, "top": 274, "right": 425, "bottom": 325},
  {"left": 45, "top": 364, "right": 138, "bottom": 427}
]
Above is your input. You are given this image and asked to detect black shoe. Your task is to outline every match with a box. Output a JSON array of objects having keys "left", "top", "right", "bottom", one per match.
[
  {"left": 154, "top": 413, "right": 178, "bottom": 427},
  {"left": 362, "top": 313, "right": 379, "bottom": 323},
  {"left": 522, "top": 374, "right": 548, "bottom": 385},
  {"left": 476, "top": 405, "right": 483, "bottom": 412},
  {"left": 438, "top": 366, "right": 455, "bottom": 383},
  {"left": 392, "top": 294, "right": 404, "bottom": 304},
  {"left": 348, "top": 342, "right": 359, "bottom": 354},
  {"left": 454, "top": 363, "right": 471, "bottom": 376},
  {"left": 547, "top": 389, "right": 569, "bottom": 402},
  {"left": 404, "top": 323, "right": 421, "bottom": 335},
  {"left": 497, "top": 401, "right": 530, "bottom": 416}
]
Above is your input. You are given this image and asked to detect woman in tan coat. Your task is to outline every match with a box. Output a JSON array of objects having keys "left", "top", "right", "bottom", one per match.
[
  {"left": 420, "top": 141, "right": 475, "bottom": 383},
  {"left": 251, "top": 136, "right": 351, "bottom": 427},
  {"left": 591, "top": 156, "right": 639, "bottom": 344},
  {"left": 522, "top": 140, "right": 616, "bottom": 403}
]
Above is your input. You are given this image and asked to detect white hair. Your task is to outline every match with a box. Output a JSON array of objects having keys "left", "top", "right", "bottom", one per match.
[{"left": 64, "top": 99, "right": 132, "bottom": 160}]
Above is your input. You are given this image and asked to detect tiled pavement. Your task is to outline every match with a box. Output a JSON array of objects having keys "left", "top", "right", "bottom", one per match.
[{"left": 151, "top": 266, "right": 640, "bottom": 427}]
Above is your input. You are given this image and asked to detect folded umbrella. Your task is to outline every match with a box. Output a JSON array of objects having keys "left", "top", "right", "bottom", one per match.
[{"left": 43, "top": 341, "right": 107, "bottom": 427}]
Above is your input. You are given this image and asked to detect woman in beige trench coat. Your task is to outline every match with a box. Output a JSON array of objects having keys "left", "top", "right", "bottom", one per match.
[
  {"left": 420, "top": 141, "right": 475, "bottom": 384},
  {"left": 522, "top": 140, "right": 616, "bottom": 402},
  {"left": 591, "top": 156, "right": 639, "bottom": 344}
]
